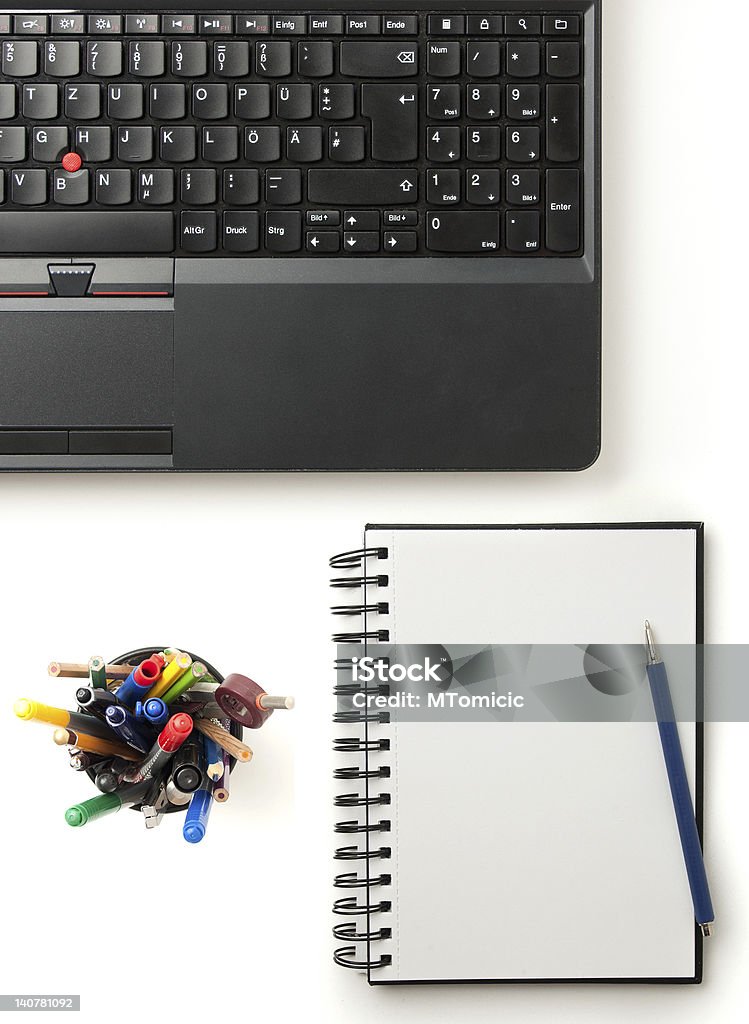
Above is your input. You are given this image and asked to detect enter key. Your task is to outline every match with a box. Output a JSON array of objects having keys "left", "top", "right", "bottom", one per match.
[{"left": 361, "top": 84, "right": 418, "bottom": 162}]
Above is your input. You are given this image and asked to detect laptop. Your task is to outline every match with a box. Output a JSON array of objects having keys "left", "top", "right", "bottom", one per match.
[{"left": 0, "top": 2, "right": 601, "bottom": 471}]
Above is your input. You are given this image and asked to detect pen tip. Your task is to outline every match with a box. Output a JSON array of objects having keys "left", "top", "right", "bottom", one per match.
[{"left": 644, "top": 620, "right": 658, "bottom": 663}]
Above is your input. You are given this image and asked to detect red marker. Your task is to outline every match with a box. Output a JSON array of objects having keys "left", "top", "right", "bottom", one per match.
[
  {"left": 61, "top": 152, "right": 82, "bottom": 173},
  {"left": 123, "top": 713, "right": 193, "bottom": 784}
]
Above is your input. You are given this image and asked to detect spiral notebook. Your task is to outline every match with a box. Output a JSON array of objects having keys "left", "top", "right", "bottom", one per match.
[{"left": 330, "top": 524, "right": 705, "bottom": 985}]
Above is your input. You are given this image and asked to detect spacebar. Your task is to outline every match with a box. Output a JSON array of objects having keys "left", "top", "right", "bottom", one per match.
[{"left": 0, "top": 212, "right": 174, "bottom": 254}]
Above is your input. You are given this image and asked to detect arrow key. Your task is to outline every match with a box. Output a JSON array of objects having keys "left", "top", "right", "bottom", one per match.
[
  {"left": 344, "top": 210, "right": 378, "bottom": 230},
  {"left": 306, "top": 230, "right": 339, "bottom": 252},
  {"left": 344, "top": 232, "right": 379, "bottom": 253},
  {"left": 384, "top": 231, "right": 417, "bottom": 253}
]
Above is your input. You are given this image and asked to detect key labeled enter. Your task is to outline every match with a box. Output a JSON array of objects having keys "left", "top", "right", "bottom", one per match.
[{"left": 361, "top": 84, "right": 418, "bottom": 161}]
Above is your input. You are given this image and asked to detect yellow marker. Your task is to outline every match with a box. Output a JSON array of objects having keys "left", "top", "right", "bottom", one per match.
[
  {"left": 14, "top": 699, "right": 70, "bottom": 726},
  {"left": 147, "top": 652, "right": 192, "bottom": 699}
]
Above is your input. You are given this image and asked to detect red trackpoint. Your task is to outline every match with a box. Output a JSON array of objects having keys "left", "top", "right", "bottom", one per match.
[{"left": 62, "top": 152, "right": 82, "bottom": 172}]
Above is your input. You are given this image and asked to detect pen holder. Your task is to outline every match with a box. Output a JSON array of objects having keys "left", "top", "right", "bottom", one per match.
[{"left": 87, "top": 646, "right": 243, "bottom": 815}]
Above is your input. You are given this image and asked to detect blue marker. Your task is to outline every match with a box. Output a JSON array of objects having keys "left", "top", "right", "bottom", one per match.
[
  {"left": 116, "top": 657, "right": 162, "bottom": 708},
  {"left": 135, "top": 697, "right": 169, "bottom": 728},
  {"left": 105, "top": 704, "right": 156, "bottom": 754},
  {"left": 183, "top": 757, "right": 213, "bottom": 844}
]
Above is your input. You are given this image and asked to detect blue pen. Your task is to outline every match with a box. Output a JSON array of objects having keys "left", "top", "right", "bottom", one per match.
[
  {"left": 105, "top": 704, "right": 156, "bottom": 754},
  {"left": 645, "top": 621, "right": 714, "bottom": 937},
  {"left": 183, "top": 742, "right": 213, "bottom": 844},
  {"left": 135, "top": 697, "right": 169, "bottom": 728}
]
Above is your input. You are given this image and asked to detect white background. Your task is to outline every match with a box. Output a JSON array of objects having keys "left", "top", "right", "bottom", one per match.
[{"left": 1, "top": 0, "right": 748, "bottom": 1020}]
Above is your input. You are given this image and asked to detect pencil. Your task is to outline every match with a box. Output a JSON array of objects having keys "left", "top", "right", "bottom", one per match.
[
  {"left": 49, "top": 661, "right": 136, "bottom": 681},
  {"left": 194, "top": 718, "right": 253, "bottom": 763},
  {"left": 147, "top": 652, "right": 192, "bottom": 699},
  {"left": 212, "top": 748, "right": 232, "bottom": 803},
  {"left": 88, "top": 656, "right": 108, "bottom": 689},
  {"left": 204, "top": 737, "right": 224, "bottom": 781}
]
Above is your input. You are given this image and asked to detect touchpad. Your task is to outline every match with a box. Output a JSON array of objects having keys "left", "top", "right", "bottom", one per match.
[{"left": 0, "top": 308, "right": 173, "bottom": 428}]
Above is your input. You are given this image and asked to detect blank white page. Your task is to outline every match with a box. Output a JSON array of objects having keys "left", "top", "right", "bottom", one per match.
[{"left": 363, "top": 526, "right": 700, "bottom": 983}]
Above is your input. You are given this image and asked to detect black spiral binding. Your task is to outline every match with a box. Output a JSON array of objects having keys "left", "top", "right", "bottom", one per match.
[{"left": 331, "top": 546, "right": 393, "bottom": 973}]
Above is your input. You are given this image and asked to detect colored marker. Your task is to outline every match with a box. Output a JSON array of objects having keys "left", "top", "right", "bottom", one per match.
[
  {"left": 75, "top": 686, "right": 123, "bottom": 725},
  {"left": 183, "top": 752, "right": 213, "bottom": 843},
  {"left": 123, "top": 713, "right": 194, "bottom": 783},
  {"left": 93, "top": 760, "right": 114, "bottom": 790},
  {"left": 161, "top": 661, "right": 209, "bottom": 704},
  {"left": 64, "top": 780, "right": 152, "bottom": 827},
  {"left": 14, "top": 699, "right": 117, "bottom": 742},
  {"left": 49, "top": 661, "right": 136, "bottom": 680},
  {"left": 95, "top": 769, "right": 120, "bottom": 793},
  {"left": 170, "top": 734, "right": 205, "bottom": 794},
  {"left": 115, "top": 657, "right": 163, "bottom": 707},
  {"left": 135, "top": 697, "right": 169, "bottom": 728},
  {"left": 88, "top": 655, "right": 108, "bottom": 689},
  {"left": 53, "top": 727, "right": 141, "bottom": 762},
  {"left": 147, "top": 652, "right": 192, "bottom": 699},
  {"left": 105, "top": 705, "right": 156, "bottom": 754}
]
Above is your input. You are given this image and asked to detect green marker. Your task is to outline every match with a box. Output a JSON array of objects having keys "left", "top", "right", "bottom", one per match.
[
  {"left": 88, "top": 655, "right": 107, "bottom": 690},
  {"left": 161, "top": 661, "right": 211, "bottom": 704},
  {"left": 64, "top": 781, "right": 151, "bottom": 827}
]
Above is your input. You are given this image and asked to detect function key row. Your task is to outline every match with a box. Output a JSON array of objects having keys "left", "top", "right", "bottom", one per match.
[
  {"left": 0, "top": 13, "right": 580, "bottom": 37},
  {"left": 0, "top": 14, "right": 418, "bottom": 37}
]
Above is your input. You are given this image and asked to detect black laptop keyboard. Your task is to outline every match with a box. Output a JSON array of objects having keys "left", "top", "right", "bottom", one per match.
[{"left": 0, "top": 11, "right": 585, "bottom": 257}]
